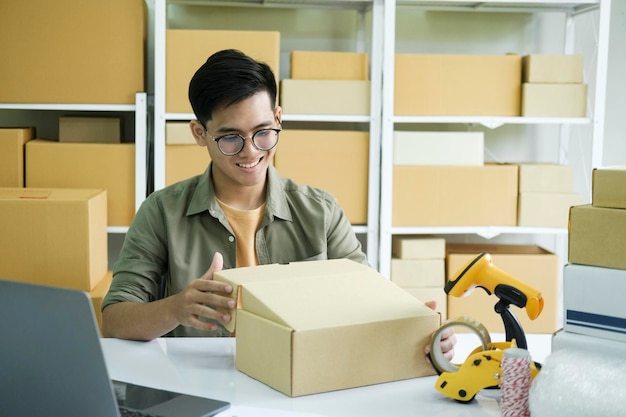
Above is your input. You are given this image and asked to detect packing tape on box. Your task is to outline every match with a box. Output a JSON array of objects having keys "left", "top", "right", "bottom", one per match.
[
  {"left": 429, "top": 316, "right": 492, "bottom": 374},
  {"left": 529, "top": 347, "right": 626, "bottom": 417}
]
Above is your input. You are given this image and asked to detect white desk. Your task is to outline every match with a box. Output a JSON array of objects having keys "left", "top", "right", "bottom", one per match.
[{"left": 101, "top": 334, "right": 551, "bottom": 417}]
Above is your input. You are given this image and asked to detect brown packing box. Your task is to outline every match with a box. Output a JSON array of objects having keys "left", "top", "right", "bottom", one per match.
[
  {"left": 392, "top": 164, "right": 518, "bottom": 227},
  {"left": 59, "top": 116, "right": 122, "bottom": 144},
  {"left": 522, "top": 54, "right": 583, "bottom": 83},
  {"left": 522, "top": 83, "right": 587, "bottom": 117},
  {"left": 0, "top": 0, "right": 145, "bottom": 104},
  {"left": 90, "top": 271, "right": 113, "bottom": 334},
  {"left": 290, "top": 51, "right": 369, "bottom": 80},
  {"left": 517, "top": 192, "right": 583, "bottom": 228},
  {"left": 166, "top": 145, "right": 211, "bottom": 186},
  {"left": 402, "top": 287, "right": 448, "bottom": 322},
  {"left": 25, "top": 139, "right": 135, "bottom": 227},
  {"left": 394, "top": 54, "right": 522, "bottom": 116},
  {"left": 165, "top": 122, "right": 196, "bottom": 145},
  {"left": 446, "top": 244, "right": 559, "bottom": 334},
  {"left": 280, "top": 79, "right": 370, "bottom": 115},
  {"left": 518, "top": 163, "right": 574, "bottom": 193},
  {"left": 274, "top": 130, "right": 369, "bottom": 225},
  {"left": 215, "top": 259, "right": 440, "bottom": 397},
  {"left": 0, "top": 188, "right": 107, "bottom": 291},
  {"left": 0, "top": 127, "right": 34, "bottom": 187},
  {"left": 166, "top": 30, "right": 280, "bottom": 113},
  {"left": 592, "top": 166, "right": 626, "bottom": 209},
  {"left": 392, "top": 236, "right": 446, "bottom": 259},
  {"left": 391, "top": 259, "right": 445, "bottom": 288},
  {"left": 569, "top": 204, "right": 626, "bottom": 270}
]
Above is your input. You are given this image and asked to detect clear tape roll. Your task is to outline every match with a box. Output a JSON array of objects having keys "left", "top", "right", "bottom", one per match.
[{"left": 429, "top": 316, "right": 492, "bottom": 374}]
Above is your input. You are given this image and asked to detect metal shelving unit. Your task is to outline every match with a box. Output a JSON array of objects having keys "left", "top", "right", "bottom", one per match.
[{"left": 377, "top": 0, "right": 612, "bottom": 278}]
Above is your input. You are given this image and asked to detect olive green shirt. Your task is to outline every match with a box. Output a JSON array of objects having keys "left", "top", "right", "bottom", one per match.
[{"left": 103, "top": 164, "right": 368, "bottom": 337}]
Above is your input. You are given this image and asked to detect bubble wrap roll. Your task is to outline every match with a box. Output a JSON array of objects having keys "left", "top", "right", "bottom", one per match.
[{"left": 529, "top": 348, "right": 626, "bottom": 417}]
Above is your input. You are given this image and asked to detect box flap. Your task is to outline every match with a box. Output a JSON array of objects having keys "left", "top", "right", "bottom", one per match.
[{"left": 215, "top": 259, "right": 435, "bottom": 333}]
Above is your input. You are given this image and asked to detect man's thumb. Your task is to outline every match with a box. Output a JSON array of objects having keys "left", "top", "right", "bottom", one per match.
[{"left": 202, "top": 252, "right": 224, "bottom": 280}]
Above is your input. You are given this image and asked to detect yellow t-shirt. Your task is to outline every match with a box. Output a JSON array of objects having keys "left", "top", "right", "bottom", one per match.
[{"left": 216, "top": 199, "right": 265, "bottom": 268}]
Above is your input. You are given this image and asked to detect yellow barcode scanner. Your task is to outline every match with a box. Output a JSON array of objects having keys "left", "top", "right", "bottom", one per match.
[{"left": 444, "top": 252, "right": 543, "bottom": 349}]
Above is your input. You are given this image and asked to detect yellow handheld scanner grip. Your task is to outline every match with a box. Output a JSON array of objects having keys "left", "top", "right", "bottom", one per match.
[{"left": 445, "top": 253, "right": 544, "bottom": 320}]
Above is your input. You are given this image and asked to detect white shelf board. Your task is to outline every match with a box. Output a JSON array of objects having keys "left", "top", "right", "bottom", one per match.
[
  {"left": 164, "top": 113, "right": 371, "bottom": 123},
  {"left": 391, "top": 226, "right": 568, "bottom": 239},
  {"left": 107, "top": 226, "right": 130, "bottom": 234},
  {"left": 396, "top": 0, "right": 600, "bottom": 14},
  {"left": 0, "top": 103, "right": 137, "bottom": 112},
  {"left": 393, "top": 116, "right": 590, "bottom": 129},
  {"left": 167, "top": 0, "right": 374, "bottom": 9}
]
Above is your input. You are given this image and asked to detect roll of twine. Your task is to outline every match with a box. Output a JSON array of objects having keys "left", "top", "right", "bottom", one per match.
[{"left": 500, "top": 347, "right": 532, "bottom": 417}]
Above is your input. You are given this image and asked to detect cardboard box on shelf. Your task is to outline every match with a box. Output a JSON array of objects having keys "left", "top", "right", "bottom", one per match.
[
  {"left": 393, "top": 131, "right": 484, "bottom": 166},
  {"left": 391, "top": 259, "right": 445, "bottom": 288},
  {"left": 90, "top": 271, "right": 113, "bottom": 334},
  {"left": 166, "top": 144, "right": 210, "bottom": 186},
  {"left": 592, "top": 166, "right": 626, "bottom": 209},
  {"left": 0, "top": 188, "right": 107, "bottom": 291},
  {"left": 25, "top": 139, "right": 135, "bottom": 227},
  {"left": 569, "top": 204, "right": 626, "bottom": 270},
  {"left": 392, "top": 164, "right": 518, "bottom": 227},
  {"left": 0, "top": 0, "right": 145, "bottom": 104},
  {"left": 280, "top": 79, "right": 370, "bottom": 115},
  {"left": 521, "top": 83, "right": 587, "bottom": 117},
  {"left": 563, "top": 264, "right": 626, "bottom": 344},
  {"left": 59, "top": 116, "right": 122, "bottom": 144},
  {"left": 0, "top": 127, "right": 34, "bottom": 187},
  {"left": 274, "top": 130, "right": 369, "bottom": 225},
  {"left": 165, "top": 122, "right": 196, "bottom": 145},
  {"left": 392, "top": 235, "right": 446, "bottom": 260},
  {"left": 394, "top": 54, "right": 522, "bottom": 116},
  {"left": 290, "top": 51, "right": 369, "bottom": 80},
  {"left": 518, "top": 163, "right": 574, "bottom": 193},
  {"left": 446, "top": 244, "right": 559, "bottom": 334},
  {"left": 166, "top": 29, "right": 280, "bottom": 113},
  {"left": 402, "top": 287, "right": 448, "bottom": 322},
  {"left": 518, "top": 192, "right": 583, "bottom": 228},
  {"left": 215, "top": 259, "right": 440, "bottom": 397},
  {"left": 522, "top": 54, "right": 583, "bottom": 83}
]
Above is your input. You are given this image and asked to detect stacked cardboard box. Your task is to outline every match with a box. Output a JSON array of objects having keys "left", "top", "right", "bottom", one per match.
[
  {"left": 0, "top": 127, "right": 34, "bottom": 187},
  {"left": 280, "top": 51, "right": 370, "bottom": 115},
  {"left": 517, "top": 163, "right": 583, "bottom": 227},
  {"left": 521, "top": 54, "right": 587, "bottom": 117},
  {"left": 391, "top": 236, "right": 447, "bottom": 321},
  {"left": 164, "top": 122, "right": 210, "bottom": 186},
  {"left": 565, "top": 167, "right": 626, "bottom": 344},
  {"left": 0, "top": 188, "right": 111, "bottom": 332},
  {"left": 446, "top": 243, "right": 560, "bottom": 334}
]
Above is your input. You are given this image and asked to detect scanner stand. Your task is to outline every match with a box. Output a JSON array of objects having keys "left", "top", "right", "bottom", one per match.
[{"left": 494, "top": 299, "right": 527, "bottom": 349}]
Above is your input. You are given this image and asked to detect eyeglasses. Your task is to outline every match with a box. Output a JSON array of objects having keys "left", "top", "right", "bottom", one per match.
[{"left": 208, "top": 127, "right": 281, "bottom": 156}]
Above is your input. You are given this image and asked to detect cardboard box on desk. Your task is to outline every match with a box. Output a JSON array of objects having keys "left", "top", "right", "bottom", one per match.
[
  {"left": 563, "top": 264, "right": 626, "bottom": 343},
  {"left": 392, "top": 164, "right": 518, "bottom": 227},
  {"left": 394, "top": 54, "right": 522, "bottom": 116},
  {"left": 215, "top": 259, "right": 440, "bottom": 397},
  {"left": 280, "top": 79, "right": 370, "bottom": 115},
  {"left": 522, "top": 83, "right": 587, "bottom": 117},
  {"left": 592, "top": 166, "right": 626, "bottom": 209},
  {"left": 0, "top": 0, "right": 145, "bottom": 104},
  {"left": 0, "top": 127, "right": 34, "bottom": 187},
  {"left": 274, "top": 129, "right": 369, "bottom": 225},
  {"left": 290, "top": 51, "right": 369, "bottom": 80},
  {"left": 166, "top": 29, "right": 280, "bottom": 113},
  {"left": 402, "top": 287, "right": 448, "bottom": 322},
  {"left": 569, "top": 204, "right": 626, "bottom": 270},
  {"left": 446, "top": 244, "right": 559, "bottom": 334},
  {"left": 522, "top": 54, "right": 583, "bottom": 83},
  {"left": 25, "top": 139, "right": 135, "bottom": 227},
  {"left": 0, "top": 188, "right": 107, "bottom": 291}
]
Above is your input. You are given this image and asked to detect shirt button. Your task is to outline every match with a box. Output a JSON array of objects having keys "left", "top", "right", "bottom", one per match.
[{"left": 228, "top": 236, "right": 235, "bottom": 242}]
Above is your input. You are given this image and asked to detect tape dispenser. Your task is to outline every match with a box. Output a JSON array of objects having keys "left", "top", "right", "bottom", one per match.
[{"left": 428, "top": 252, "right": 543, "bottom": 403}]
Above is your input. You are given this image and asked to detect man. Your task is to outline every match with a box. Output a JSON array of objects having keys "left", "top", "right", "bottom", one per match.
[{"left": 102, "top": 49, "right": 455, "bottom": 360}]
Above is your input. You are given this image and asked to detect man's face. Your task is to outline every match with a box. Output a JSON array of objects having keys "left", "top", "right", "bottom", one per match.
[{"left": 192, "top": 91, "right": 281, "bottom": 191}]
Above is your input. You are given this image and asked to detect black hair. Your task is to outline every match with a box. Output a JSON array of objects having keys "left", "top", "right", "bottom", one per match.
[{"left": 188, "top": 49, "right": 278, "bottom": 127}]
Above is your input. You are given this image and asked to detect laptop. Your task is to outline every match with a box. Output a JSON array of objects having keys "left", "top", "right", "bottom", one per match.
[{"left": 0, "top": 279, "right": 231, "bottom": 417}]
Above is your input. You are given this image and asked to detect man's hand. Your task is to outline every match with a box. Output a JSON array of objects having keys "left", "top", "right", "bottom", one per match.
[
  {"left": 171, "top": 252, "right": 235, "bottom": 332},
  {"left": 423, "top": 300, "right": 456, "bottom": 363}
]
